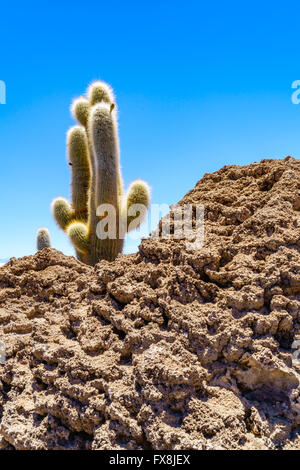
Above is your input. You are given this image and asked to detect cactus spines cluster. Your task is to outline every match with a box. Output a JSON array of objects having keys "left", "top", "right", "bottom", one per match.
[
  {"left": 52, "top": 80, "right": 150, "bottom": 266},
  {"left": 36, "top": 228, "right": 51, "bottom": 251}
]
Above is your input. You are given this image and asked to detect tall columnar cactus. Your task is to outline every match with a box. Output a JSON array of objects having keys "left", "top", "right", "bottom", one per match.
[
  {"left": 52, "top": 81, "right": 150, "bottom": 266},
  {"left": 36, "top": 228, "right": 51, "bottom": 251}
]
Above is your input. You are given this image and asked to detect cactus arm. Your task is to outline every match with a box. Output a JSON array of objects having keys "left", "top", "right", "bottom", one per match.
[
  {"left": 67, "top": 126, "right": 90, "bottom": 221},
  {"left": 51, "top": 197, "right": 75, "bottom": 230},
  {"left": 67, "top": 221, "right": 89, "bottom": 254},
  {"left": 36, "top": 228, "right": 51, "bottom": 251},
  {"left": 126, "top": 180, "right": 150, "bottom": 232},
  {"left": 71, "top": 96, "right": 90, "bottom": 128},
  {"left": 88, "top": 81, "right": 115, "bottom": 107}
]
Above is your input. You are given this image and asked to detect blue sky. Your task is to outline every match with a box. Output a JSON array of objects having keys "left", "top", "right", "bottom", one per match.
[{"left": 1, "top": 0, "right": 300, "bottom": 259}]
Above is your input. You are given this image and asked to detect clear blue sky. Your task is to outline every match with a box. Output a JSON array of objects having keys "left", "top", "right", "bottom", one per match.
[{"left": 1, "top": 0, "right": 300, "bottom": 260}]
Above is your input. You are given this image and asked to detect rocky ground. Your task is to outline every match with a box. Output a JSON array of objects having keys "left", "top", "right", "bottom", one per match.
[{"left": 0, "top": 157, "right": 299, "bottom": 450}]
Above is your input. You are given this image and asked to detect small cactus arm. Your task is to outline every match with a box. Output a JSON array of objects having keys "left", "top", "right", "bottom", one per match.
[
  {"left": 52, "top": 80, "right": 150, "bottom": 266},
  {"left": 126, "top": 179, "right": 151, "bottom": 231},
  {"left": 36, "top": 228, "right": 51, "bottom": 251}
]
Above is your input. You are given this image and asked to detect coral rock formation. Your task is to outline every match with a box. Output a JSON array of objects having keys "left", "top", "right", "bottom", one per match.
[{"left": 0, "top": 157, "right": 299, "bottom": 450}]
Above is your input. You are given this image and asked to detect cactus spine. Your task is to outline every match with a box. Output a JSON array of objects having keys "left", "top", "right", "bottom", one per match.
[
  {"left": 36, "top": 228, "right": 51, "bottom": 251},
  {"left": 52, "top": 81, "right": 150, "bottom": 266}
]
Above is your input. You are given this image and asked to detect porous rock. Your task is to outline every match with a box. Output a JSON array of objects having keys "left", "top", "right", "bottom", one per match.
[{"left": 0, "top": 157, "right": 300, "bottom": 449}]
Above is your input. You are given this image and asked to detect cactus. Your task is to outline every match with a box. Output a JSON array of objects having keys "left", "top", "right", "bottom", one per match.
[
  {"left": 36, "top": 228, "right": 51, "bottom": 251},
  {"left": 52, "top": 81, "right": 150, "bottom": 266}
]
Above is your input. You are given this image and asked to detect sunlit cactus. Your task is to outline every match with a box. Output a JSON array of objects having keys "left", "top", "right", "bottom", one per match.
[
  {"left": 87, "top": 81, "right": 115, "bottom": 106},
  {"left": 70, "top": 96, "right": 89, "bottom": 128},
  {"left": 51, "top": 197, "right": 74, "bottom": 231},
  {"left": 36, "top": 228, "right": 51, "bottom": 251},
  {"left": 52, "top": 80, "right": 150, "bottom": 266},
  {"left": 126, "top": 179, "right": 151, "bottom": 231}
]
